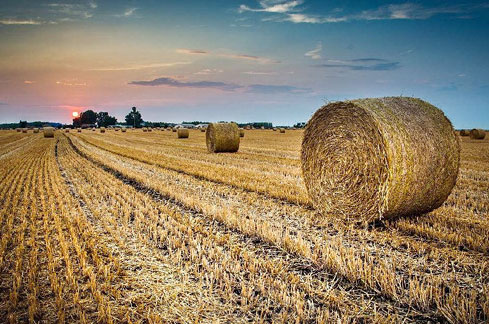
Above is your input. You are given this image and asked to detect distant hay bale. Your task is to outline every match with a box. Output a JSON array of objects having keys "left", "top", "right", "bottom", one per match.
[
  {"left": 201, "top": 128, "right": 206, "bottom": 132},
  {"left": 167, "top": 127, "right": 172, "bottom": 131},
  {"left": 273, "top": 128, "right": 277, "bottom": 131},
  {"left": 301, "top": 97, "right": 460, "bottom": 223},
  {"left": 43, "top": 127, "right": 55, "bottom": 138},
  {"left": 33, "top": 128, "right": 39, "bottom": 133},
  {"left": 115, "top": 128, "right": 120, "bottom": 131},
  {"left": 206, "top": 122, "right": 240, "bottom": 153},
  {"left": 469, "top": 129, "right": 486, "bottom": 140},
  {"left": 245, "top": 125, "right": 251, "bottom": 130},
  {"left": 16, "top": 128, "right": 21, "bottom": 132},
  {"left": 172, "top": 128, "right": 177, "bottom": 132},
  {"left": 22, "top": 128, "right": 28, "bottom": 133},
  {"left": 239, "top": 129, "right": 245, "bottom": 137},
  {"left": 121, "top": 128, "right": 127, "bottom": 132},
  {"left": 92, "top": 128, "right": 96, "bottom": 131},
  {"left": 143, "top": 128, "right": 147, "bottom": 132},
  {"left": 65, "top": 129, "right": 70, "bottom": 133},
  {"left": 261, "top": 126, "right": 265, "bottom": 130},
  {"left": 100, "top": 127, "right": 105, "bottom": 133},
  {"left": 77, "top": 128, "right": 82, "bottom": 133},
  {"left": 177, "top": 128, "right": 189, "bottom": 138},
  {"left": 279, "top": 128, "right": 285, "bottom": 133},
  {"left": 148, "top": 128, "right": 152, "bottom": 132},
  {"left": 459, "top": 129, "right": 469, "bottom": 136}
]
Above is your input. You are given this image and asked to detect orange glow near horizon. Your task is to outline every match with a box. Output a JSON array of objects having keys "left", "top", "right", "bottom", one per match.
[{"left": 72, "top": 111, "right": 79, "bottom": 117}]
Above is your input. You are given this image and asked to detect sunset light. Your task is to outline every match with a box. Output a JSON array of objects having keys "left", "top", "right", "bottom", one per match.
[{"left": 72, "top": 111, "right": 79, "bottom": 118}]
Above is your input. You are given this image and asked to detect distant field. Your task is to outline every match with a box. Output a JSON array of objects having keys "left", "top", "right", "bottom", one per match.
[{"left": 0, "top": 129, "right": 488, "bottom": 323}]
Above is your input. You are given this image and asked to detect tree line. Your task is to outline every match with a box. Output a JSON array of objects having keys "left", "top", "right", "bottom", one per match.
[{"left": 73, "top": 107, "right": 143, "bottom": 127}]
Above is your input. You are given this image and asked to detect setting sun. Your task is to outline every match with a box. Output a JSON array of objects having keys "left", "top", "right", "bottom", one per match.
[{"left": 72, "top": 111, "right": 79, "bottom": 117}]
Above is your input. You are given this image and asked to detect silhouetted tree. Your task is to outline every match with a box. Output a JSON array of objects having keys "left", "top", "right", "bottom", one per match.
[
  {"left": 125, "top": 107, "right": 143, "bottom": 128},
  {"left": 97, "top": 112, "right": 117, "bottom": 127},
  {"left": 19, "top": 120, "right": 27, "bottom": 128}
]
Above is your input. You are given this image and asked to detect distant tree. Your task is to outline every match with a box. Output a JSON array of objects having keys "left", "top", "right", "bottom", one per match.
[
  {"left": 97, "top": 112, "right": 117, "bottom": 127},
  {"left": 125, "top": 107, "right": 143, "bottom": 128},
  {"left": 293, "top": 122, "right": 306, "bottom": 128},
  {"left": 19, "top": 120, "right": 27, "bottom": 128}
]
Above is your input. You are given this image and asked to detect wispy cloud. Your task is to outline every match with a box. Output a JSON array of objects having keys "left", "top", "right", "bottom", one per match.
[
  {"left": 0, "top": 19, "right": 43, "bottom": 25},
  {"left": 46, "top": 3, "right": 96, "bottom": 19},
  {"left": 242, "top": 71, "right": 277, "bottom": 75},
  {"left": 239, "top": 0, "right": 303, "bottom": 13},
  {"left": 194, "top": 69, "right": 224, "bottom": 75},
  {"left": 219, "top": 53, "right": 280, "bottom": 64},
  {"left": 317, "top": 59, "right": 400, "bottom": 71},
  {"left": 88, "top": 62, "right": 191, "bottom": 71},
  {"left": 129, "top": 76, "right": 310, "bottom": 94},
  {"left": 56, "top": 80, "right": 87, "bottom": 86},
  {"left": 24, "top": 80, "right": 36, "bottom": 84},
  {"left": 305, "top": 42, "right": 322, "bottom": 60},
  {"left": 246, "top": 84, "right": 310, "bottom": 94},
  {"left": 129, "top": 77, "right": 241, "bottom": 91},
  {"left": 176, "top": 49, "right": 208, "bottom": 55},
  {"left": 239, "top": 1, "right": 486, "bottom": 24},
  {"left": 115, "top": 7, "right": 137, "bottom": 18}
]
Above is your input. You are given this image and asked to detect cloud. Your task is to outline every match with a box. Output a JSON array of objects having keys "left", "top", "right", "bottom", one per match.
[
  {"left": 129, "top": 77, "right": 242, "bottom": 91},
  {"left": 176, "top": 49, "right": 208, "bottom": 55},
  {"left": 219, "top": 53, "right": 280, "bottom": 64},
  {"left": 317, "top": 61, "right": 400, "bottom": 71},
  {"left": 88, "top": 62, "right": 191, "bottom": 71},
  {"left": 305, "top": 42, "right": 322, "bottom": 60},
  {"left": 46, "top": 3, "right": 96, "bottom": 19},
  {"left": 115, "top": 7, "right": 137, "bottom": 18},
  {"left": 239, "top": 1, "right": 486, "bottom": 24},
  {"left": 129, "top": 77, "right": 309, "bottom": 94},
  {"left": 24, "top": 80, "right": 36, "bottom": 84},
  {"left": 242, "top": 71, "right": 277, "bottom": 75},
  {"left": 0, "top": 19, "right": 43, "bottom": 25},
  {"left": 194, "top": 69, "right": 224, "bottom": 75},
  {"left": 246, "top": 84, "right": 310, "bottom": 94},
  {"left": 239, "top": 1, "right": 303, "bottom": 13}
]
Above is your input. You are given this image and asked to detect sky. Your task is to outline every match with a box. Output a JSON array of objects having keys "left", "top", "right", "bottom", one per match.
[{"left": 0, "top": 0, "right": 488, "bottom": 127}]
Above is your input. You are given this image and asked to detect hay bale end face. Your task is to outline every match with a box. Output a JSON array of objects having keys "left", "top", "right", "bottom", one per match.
[
  {"left": 301, "top": 97, "right": 460, "bottom": 223},
  {"left": 206, "top": 122, "right": 240, "bottom": 153},
  {"left": 469, "top": 129, "right": 486, "bottom": 140},
  {"left": 177, "top": 128, "right": 189, "bottom": 138},
  {"left": 43, "top": 127, "right": 55, "bottom": 138}
]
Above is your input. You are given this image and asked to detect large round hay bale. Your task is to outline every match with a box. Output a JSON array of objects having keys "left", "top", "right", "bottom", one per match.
[
  {"left": 469, "top": 129, "right": 486, "bottom": 140},
  {"left": 100, "top": 127, "right": 106, "bottom": 133},
  {"left": 279, "top": 128, "right": 285, "bottom": 133},
  {"left": 177, "top": 128, "right": 189, "bottom": 138},
  {"left": 33, "top": 128, "right": 39, "bottom": 133},
  {"left": 239, "top": 129, "right": 245, "bottom": 138},
  {"left": 121, "top": 128, "right": 127, "bottom": 133},
  {"left": 43, "top": 127, "right": 55, "bottom": 138},
  {"left": 206, "top": 122, "right": 240, "bottom": 153},
  {"left": 459, "top": 129, "right": 469, "bottom": 136},
  {"left": 301, "top": 97, "right": 460, "bottom": 223}
]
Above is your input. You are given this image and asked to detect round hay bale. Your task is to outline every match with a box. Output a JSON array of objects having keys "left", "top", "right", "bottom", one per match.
[
  {"left": 77, "top": 128, "right": 82, "bottom": 133},
  {"left": 261, "top": 126, "right": 265, "bottom": 130},
  {"left": 16, "top": 128, "right": 21, "bottom": 132},
  {"left": 115, "top": 128, "right": 120, "bottom": 131},
  {"left": 469, "top": 129, "right": 486, "bottom": 140},
  {"left": 201, "top": 128, "right": 206, "bottom": 132},
  {"left": 245, "top": 125, "right": 251, "bottom": 130},
  {"left": 172, "top": 128, "right": 177, "bottom": 132},
  {"left": 148, "top": 128, "right": 152, "bottom": 132},
  {"left": 65, "top": 129, "right": 70, "bottom": 133},
  {"left": 177, "top": 128, "right": 189, "bottom": 138},
  {"left": 121, "top": 128, "right": 127, "bottom": 133},
  {"left": 43, "top": 127, "right": 55, "bottom": 138},
  {"left": 206, "top": 122, "right": 240, "bottom": 153},
  {"left": 301, "top": 97, "right": 460, "bottom": 223},
  {"left": 33, "top": 128, "right": 39, "bottom": 133},
  {"left": 239, "top": 129, "right": 245, "bottom": 138},
  {"left": 100, "top": 127, "right": 106, "bottom": 133},
  {"left": 273, "top": 128, "right": 277, "bottom": 131},
  {"left": 279, "top": 128, "right": 285, "bottom": 133},
  {"left": 142, "top": 128, "right": 147, "bottom": 132},
  {"left": 22, "top": 128, "right": 28, "bottom": 133},
  {"left": 459, "top": 129, "right": 469, "bottom": 136}
]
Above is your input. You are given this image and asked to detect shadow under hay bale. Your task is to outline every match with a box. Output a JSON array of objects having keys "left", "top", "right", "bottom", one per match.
[
  {"left": 206, "top": 122, "right": 240, "bottom": 153},
  {"left": 301, "top": 97, "right": 460, "bottom": 224}
]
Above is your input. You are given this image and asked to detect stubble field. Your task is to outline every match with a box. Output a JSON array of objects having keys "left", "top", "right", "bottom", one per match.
[{"left": 0, "top": 128, "right": 488, "bottom": 323}]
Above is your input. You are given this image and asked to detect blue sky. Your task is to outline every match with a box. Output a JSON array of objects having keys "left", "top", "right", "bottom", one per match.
[{"left": 0, "top": 0, "right": 488, "bottom": 127}]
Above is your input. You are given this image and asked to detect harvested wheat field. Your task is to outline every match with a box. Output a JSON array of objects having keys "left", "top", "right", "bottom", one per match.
[{"left": 0, "top": 128, "right": 488, "bottom": 323}]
